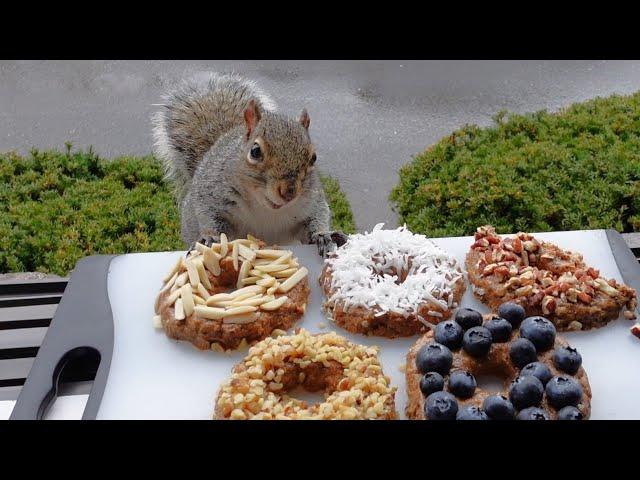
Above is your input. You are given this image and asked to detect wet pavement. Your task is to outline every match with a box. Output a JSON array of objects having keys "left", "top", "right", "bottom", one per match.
[{"left": 2, "top": 60, "right": 640, "bottom": 231}]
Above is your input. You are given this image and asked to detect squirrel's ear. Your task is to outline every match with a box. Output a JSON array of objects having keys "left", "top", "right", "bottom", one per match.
[
  {"left": 244, "top": 100, "right": 261, "bottom": 140},
  {"left": 299, "top": 108, "right": 310, "bottom": 130}
]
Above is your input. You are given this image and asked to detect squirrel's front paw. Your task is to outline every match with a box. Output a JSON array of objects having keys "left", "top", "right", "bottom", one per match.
[{"left": 310, "top": 231, "right": 348, "bottom": 258}]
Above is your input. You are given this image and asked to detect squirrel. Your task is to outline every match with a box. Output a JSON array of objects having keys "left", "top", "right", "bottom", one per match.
[{"left": 152, "top": 72, "right": 347, "bottom": 256}]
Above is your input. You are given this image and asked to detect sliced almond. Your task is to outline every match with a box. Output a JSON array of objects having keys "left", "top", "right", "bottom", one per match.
[
  {"left": 232, "top": 242, "right": 239, "bottom": 271},
  {"left": 161, "top": 271, "right": 179, "bottom": 293},
  {"left": 238, "top": 244, "right": 257, "bottom": 262},
  {"left": 174, "top": 298, "right": 185, "bottom": 320},
  {"left": 255, "top": 264, "right": 290, "bottom": 273},
  {"left": 230, "top": 285, "right": 265, "bottom": 298},
  {"left": 196, "top": 283, "right": 210, "bottom": 300},
  {"left": 271, "top": 251, "right": 293, "bottom": 265},
  {"left": 194, "top": 242, "right": 208, "bottom": 254},
  {"left": 231, "top": 238, "right": 252, "bottom": 246},
  {"left": 256, "top": 249, "right": 288, "bottom": 259},
  {"left": 267, "top": 283, "right": 279, "bottom": 295},
  {"left": 181, "top": 284, "right": 195, "bottom": 316},
  {"left": 249, "top": 243, "right": 259, "bottom": 250},
  {"left": 222, "top": 312, "right": 258, "bottom": 324},
  {"left": 163, "top": 256, "right": 183, "bottom": 282},
  {"left": 206, "top": 293, "right": 235, "bottom": 305},
  {"left": 231, "top": 295, "right": 274, "bottom": 307},
  {"left": 175, "top": 271, "right": 188, "bottom": 288},
  {"left": 193, "top": 294, "right": 206, "bottom": 305},
  {"left": 247, "top": 234, "right": 259, "bottom": 242},
  {"left": 277, "top": 267, "right": 308, "bottom": 293},
  {"left": 202, "top": 247, "right": 221, "bottom": 276},
  {"left": 193, "top": 257, "right": 212, "bottom": 289},
  {"left": 194, "top": 305, "right": 226, "bottom": 320},
  {"left": 237, "top": 259, "right": 253, "bottom": 289},
  {"left": 166, "top": 288, "right": 181, "bottom": 306},
  {"left": 220, "top": 233, "right": 229, "bottom": 257},
  {"left": 273, "top": 268, "right": 298, "bottom": 278},
  {"left": 152, "top": 315, "right": 163, "bottom": 329},
  {"left": 224, "top": 305, "right": 258, "bottom": 316},
  {"left": 257, "top": 276, "right": 276, "bottom": 287},
  {"left": 241, "top": 276, "right": 261, "bottom": 286},
  {"left": 186, "top": 260, "right": 200, "bottom": 288},
  {"left": 260, "top": 296, "right": 288, "bottom": 311}
]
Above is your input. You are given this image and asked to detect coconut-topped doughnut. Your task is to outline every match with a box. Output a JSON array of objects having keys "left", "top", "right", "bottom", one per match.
[
  {"left": 153, "top": 234, "right": 309, "bottom": 351},
  {"left": 466, "top": 225, "right": 637, "bottom": 331},
  {"left": 214, "top": 328, "right": 397, "bottom": 419},
  {"left": 319, "top": 224, "right": 466, "bottom": 337}
]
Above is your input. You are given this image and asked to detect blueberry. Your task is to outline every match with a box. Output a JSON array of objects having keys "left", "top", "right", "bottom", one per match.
[
  {"left": 454, "top": 308, "right": 483, "bottom": 330},
  {"left": 545, "top": 376, "right": 583, "bottom": 410},
  {"left": 434, "top": 320, "right": 464, "bottom": 350},
  {"left": 509, "top": 338, "right": 538, "bottom": 368},
  {"left": 520, "top": 362, "right": 553, "bottom": 386},
  {"left": 415, "top": 343, "right": 453, "bottom": 376},
  {"left": 516, "top": 407, "right": 550, "bottom": 420},
  {"left": 484, "top": 316, "right": 513, "bottom": 342},
  {"left": 419, "top": 372, "right": 445, "bottom": 397},
  {"left": 456, "top": 406, "right": 489, "bottom": 420},
  {"left": 553, "top": 346, "right": 582, "bottom": 375},
  {"left": 448, "top": 370, "right": 477, "bottom": 399},
  {"left": 498, "top": 302, "right": 526, "bottom": 328},
  {"left": 557, "top": 406, "right": 584, "bottom": 420},
  {"left": 509, "top": 375, "right": 544, "bottom": 410},
  {"left": 462, "top": 326, "right": 493, "bottom": 357},
  {"left": 483, "top": 395, "right": 516, "bottom": 420},
  {"left": 424, "top": 391, "right": 459, "bottom": 420},
  {"left": 519, "top": 316, "right": 556, "bottom": 351}
]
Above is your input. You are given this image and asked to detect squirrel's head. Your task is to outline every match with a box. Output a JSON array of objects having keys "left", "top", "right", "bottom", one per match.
[{"left": 241, "top": 100, "right": 316, "bottom": 210}]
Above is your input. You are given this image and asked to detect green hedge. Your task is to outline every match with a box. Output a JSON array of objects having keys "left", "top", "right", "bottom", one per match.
[
  {"left": 0, "top": 146, "right": 355, "bottom": 276},
  {"left": 390, "top": 92, "right": 640, "bottom": 238}
]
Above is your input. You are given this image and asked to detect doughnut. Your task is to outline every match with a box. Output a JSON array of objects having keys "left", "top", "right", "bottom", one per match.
[
  {"left": 319, "top": 224, "right": 466, "bottom": 337},
  {"left": 405, "top": 303, "right": 592, "bottom": 420},
  {"left": 214, "top": 329, "right": 397, "bottom": 419},
  {"left": 153, "top": 235, "right": 309, "bottom": 351},
  {"left": 466, "top": 225, "right": 637, "bottom": 331}
]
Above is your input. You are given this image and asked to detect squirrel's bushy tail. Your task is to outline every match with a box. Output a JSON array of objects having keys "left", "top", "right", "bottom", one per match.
[{"left": 152, "top": 72, "right": 276, "bottom": 199}]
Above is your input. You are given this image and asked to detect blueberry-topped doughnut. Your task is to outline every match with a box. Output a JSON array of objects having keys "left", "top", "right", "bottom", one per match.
[{"left": 405, "top": 302, "right": 592, "bottom": 420}]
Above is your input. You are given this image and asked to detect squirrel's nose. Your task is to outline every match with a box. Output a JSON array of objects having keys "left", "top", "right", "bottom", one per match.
[{"left": 278, "top": 182, "right": 297, "bottom": 202}]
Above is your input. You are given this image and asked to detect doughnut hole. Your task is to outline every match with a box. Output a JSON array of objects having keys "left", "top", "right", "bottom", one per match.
[{"left": 275, "top": 360, "right": 344, "bottom": 407}]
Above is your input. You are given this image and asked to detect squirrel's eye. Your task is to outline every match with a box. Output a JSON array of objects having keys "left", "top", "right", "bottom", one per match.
[
  {"left": 310, "top": 153, "right": 317, "bottom": 165},
  {"left": 249, "top": 143, "right": 263, "bottom": 161}
]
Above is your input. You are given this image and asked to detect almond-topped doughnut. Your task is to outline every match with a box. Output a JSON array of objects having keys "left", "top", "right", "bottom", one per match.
[
  {"left": 319, "top": 224, "right": 466, "bottom": 337},
  {"left": 153, "top": 235, "right": 310, "bottom": 351},
  {"left": 405, "top": 304, "right": 592, "bottom": 420},
  {"left": 466, "top": 225, "right": 637, "bottom": 331},
  {"left": 214, "top": 329, "right": 397, "bottom": 419}
]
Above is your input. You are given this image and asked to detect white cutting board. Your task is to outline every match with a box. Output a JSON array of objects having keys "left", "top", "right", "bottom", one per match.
[{"left": 97, "top": 230, "right": 639, "bottom": 419}]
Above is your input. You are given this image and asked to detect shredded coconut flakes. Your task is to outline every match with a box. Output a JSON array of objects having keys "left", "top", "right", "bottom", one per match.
[{"left": 325, "top": 224, "right": 464, "bottom": 318}]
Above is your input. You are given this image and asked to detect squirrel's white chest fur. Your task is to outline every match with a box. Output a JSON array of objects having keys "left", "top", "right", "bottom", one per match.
[{"left": 231, "top": 192, "right": 307, "bottom": 245}]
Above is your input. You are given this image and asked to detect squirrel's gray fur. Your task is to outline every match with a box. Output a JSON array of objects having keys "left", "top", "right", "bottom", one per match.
[{"left": 152, "top": 72, "right": 336, "bottom": 250}]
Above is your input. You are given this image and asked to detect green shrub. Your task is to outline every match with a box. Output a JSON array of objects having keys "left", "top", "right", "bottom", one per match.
[
  {"left": 390, "top": 92, "right": 640, "bottom": 238},
  {"left": 0, "top": 147, "right": 355, "bottom": 276}
]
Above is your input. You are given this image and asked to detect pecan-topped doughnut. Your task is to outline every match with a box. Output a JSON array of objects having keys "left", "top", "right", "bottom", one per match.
[
  {"left": 405, "top": 304, "right": 592, "bottom": 420},
  {"left": 466, "top": 225, "right": 637, "bottom": 331},
  {"left": 153, "top": 235, "right": 309, "bottom": 351},
  {"left": 320, "top": 224, "right": 466, "bottom": 337}
]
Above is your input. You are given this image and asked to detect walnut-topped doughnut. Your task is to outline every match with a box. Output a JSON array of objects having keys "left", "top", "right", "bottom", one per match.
[
  {"left": 214, "top": 328, "right": 397, "bottom": 419},
  {"left": 466, "top": 225, "right": 637, "bottom": 331},
  {"left": 153, "top": 234, "right": 309, "bottom": 351},
  {"left": 320, "top": 224, "right": 466, "bottom": 337}
]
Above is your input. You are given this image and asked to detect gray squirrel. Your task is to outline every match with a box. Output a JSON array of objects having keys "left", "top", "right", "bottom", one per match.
[{"left": 152, "top": 73, "right": 347, "bottom": 256}]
